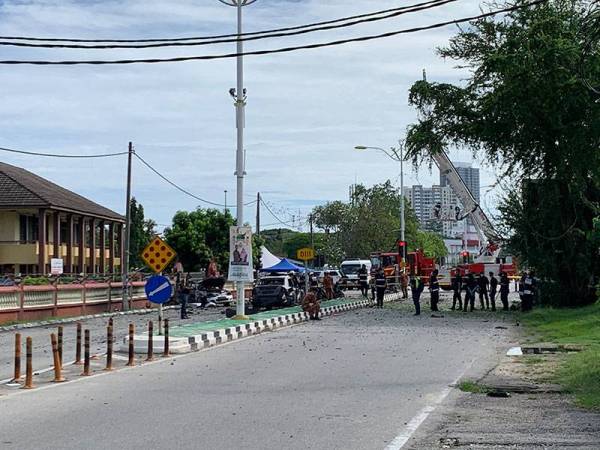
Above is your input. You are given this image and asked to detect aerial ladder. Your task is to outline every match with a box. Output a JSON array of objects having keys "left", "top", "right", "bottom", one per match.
[{"left": 431, "top": 150, "right": 501, "bottom": 263}]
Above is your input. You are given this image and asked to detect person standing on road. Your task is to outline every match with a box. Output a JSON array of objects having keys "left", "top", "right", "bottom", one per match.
[
  {"left": 451, "top": 270, "right": 463, "bottom": 310},
  {"left": 499, "top": 272, "right": 510, "bottom": 311},
  {"left": 179, "top": 277, "right": 191, "bottom": 319},
  {"left": 323, "top": 272, "right": 334, "bottom": 300},
  {"left": 477, "top": 272, "right": 490, "bottom": 310},
  {"left": 489, "top": 272, "right": 498, "bottom": 312},
  {"left": 519, "top": 271, "right": 536, "bottom": 312},
  {"left": 375, "top": 268, "right": 387, "bottom": 308},
  {"left": 400, "top": 270, "right": 409, "bottom": 299},
  {"left": 207, "top": 258, "right": 219, "bottom": 278},
  {"left": 358, "top": 264, "right": 369, "bottom": 297},
  {"left": 463, "top": 273, "right": 478, "bottom": 312},
  {"left": 301, "top": 288, "right": 321, "bottom": 320},
  {"left": 429, "top": 269, "right": 440, "bottom": 312},
  {"left": 410, "top": 274, "right": 425, "bottom": 316}
]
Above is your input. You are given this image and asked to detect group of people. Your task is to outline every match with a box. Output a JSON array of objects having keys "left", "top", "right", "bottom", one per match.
[{"left": 355, "top": 264, "right": 537, "bottom": 316}]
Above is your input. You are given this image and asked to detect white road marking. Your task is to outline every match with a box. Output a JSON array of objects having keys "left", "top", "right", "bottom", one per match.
[{"left": 384, "top": 359, "right": 477, "bottom": 450}]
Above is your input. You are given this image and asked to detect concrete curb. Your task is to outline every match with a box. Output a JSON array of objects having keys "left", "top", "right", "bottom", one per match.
[{"left": 121, "top": 297, "right": 374, "bottom": 354}]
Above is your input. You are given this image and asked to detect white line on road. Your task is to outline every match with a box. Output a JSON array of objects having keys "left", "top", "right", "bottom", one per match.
[{"left": 383, "top": 359, "right": 476, "bottom": 450}]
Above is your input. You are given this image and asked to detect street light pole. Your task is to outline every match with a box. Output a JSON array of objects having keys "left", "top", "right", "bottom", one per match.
[
  {"left": 219, "top": 0, "right": 256, "bottom": 319},
  {"left": 355, "top": 143, "right": 406, "bottom": 248}
]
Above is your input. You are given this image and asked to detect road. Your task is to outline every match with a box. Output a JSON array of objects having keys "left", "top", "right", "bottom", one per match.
[
  {"left": 0, "top": 300, "right": 517, "bottom": 450},
  {"left": 0, "top": 306, "right": 224, "bottom": 381}
]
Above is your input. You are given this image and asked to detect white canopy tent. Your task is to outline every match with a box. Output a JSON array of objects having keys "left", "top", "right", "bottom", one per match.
[{"left": 260, "top": 246, "right": 281, "bottom": 269}]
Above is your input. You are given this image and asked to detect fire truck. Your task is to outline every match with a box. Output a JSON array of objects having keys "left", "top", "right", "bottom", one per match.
[
  {"left": 369, "top": 249, "right": 436, "bottom": 282},
  {"left": 432, "top": 150, "right": 517, "bottom": 280}
]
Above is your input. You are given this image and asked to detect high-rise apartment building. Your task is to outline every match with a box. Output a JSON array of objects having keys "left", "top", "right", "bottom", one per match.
[
  {"left": 403, "top": 185, "right": 464, "bottom": 237},
  {"left": 439, "top": 161, "right": 480, "bottom": 202}
]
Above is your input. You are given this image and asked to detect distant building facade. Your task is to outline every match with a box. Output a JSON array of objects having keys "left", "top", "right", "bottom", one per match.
[
  {"left": 403, "top": 162, "right": 481, "bottom": 239},
  {"left": 0, "top": 162, "right": 125, "bottom": 275}
]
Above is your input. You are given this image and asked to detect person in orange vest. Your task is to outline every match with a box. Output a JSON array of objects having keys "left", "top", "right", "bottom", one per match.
[
  {"left": 400, "top": 270, "right": 409, "bottom": 299},
  {"left": 302, "top": 289, "right": 321, "bottom": 320},
  {"left": 323, "top": 272, "right": 334, "bottom": 300}
]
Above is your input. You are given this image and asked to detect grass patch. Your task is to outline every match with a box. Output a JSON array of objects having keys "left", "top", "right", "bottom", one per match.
[
  {"left": 458, "top": 380, "right": 489, "bottom": 394},
  {"left": 521, "top": 303, "right": 600, "bottom": 410},
  {"left": 522, "top": 356, "right": 545, "bottom": 365},
  {"left": 520, "top": 303, "right": 600, "bottom": 346},
  {"left": 557, "top": 347, "right": 600, "bottom": 410}
]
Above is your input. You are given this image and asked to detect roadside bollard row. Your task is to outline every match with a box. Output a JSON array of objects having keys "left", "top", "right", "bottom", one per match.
[{"left": 8, "top": 318, "right": 171, "bottom": 390}]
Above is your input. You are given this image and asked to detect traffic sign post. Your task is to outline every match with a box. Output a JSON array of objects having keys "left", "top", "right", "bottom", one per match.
[
  {"left": 145, "top": 275, "right": 173, "bottom": 336},
  {"left": 297, "top": 247, "right": 315, "bottom": 297},
  {"left": 141, "top": 237, "right": 176, "bottom": 274}
]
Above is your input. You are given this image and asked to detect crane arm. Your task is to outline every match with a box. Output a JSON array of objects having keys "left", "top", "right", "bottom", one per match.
[{"left": 431, "top": 151, "right": 500, "bottom": 245}]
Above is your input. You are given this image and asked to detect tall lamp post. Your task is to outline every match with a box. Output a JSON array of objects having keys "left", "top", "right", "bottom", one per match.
[
  {"left": 219, "top": 0, "right": 256, "bottom": 318},
  {"left": 355, "top": 142, "right": 406, "bottom": 250}
]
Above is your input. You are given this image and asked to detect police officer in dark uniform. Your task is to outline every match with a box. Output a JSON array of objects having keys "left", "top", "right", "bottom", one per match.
[
  {"left": 520, "top": 271, "right": 536, "bottom": 312},
  {"left": 410, "top": 274, "right": 425, "bottom": 316},
  {"left": 429, "top": 269, "right": 440, "bottom": 312},
  {"left": 451, "top": 271, "right": 462, "bottom": 310},
  {"left": 489, "top": 272, "right": 498, "bottom": 311},
  {"left": 477, "top": 272, "right": 490, "bottom": 310},
  {"left": 358, "top": 264, "right": 369, "bottom": 297},
  {"left": 375, "top": 268, "right": 387, "bottom": 308},
  {"left": 463, "top": 273, "right": 478, "bottom": 312},
  {"left": 499, "top": 272, "right": 510, "bottom": 311}
]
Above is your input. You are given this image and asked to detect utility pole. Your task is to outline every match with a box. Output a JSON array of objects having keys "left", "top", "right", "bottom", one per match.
[
  {"left": 122, "top": 142, "right": 133, "bottom": 311},
  {"left": 256, "top": 192, "right": 260, "bottom": 235},
  {"left": 220, "top": 0, "right": 256, "bottom": 319},
  {"left": 224, "top": 190, "right": 228, "bottom": 214}
]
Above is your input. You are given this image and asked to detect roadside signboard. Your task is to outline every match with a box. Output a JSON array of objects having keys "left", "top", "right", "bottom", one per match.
[
  {"left": 141, "top": 236, "right": 176, "bottom": 273},
  {"left": 50, "top": 258, "right": 64, "bottom": 275},
  {"left": 297, "top": 247, "right": 314, "bottom": 261},
  {"left": 228, "top": 226, "right": 254, "bottom": 282},
  {"left": 144, "top": 275, "right": 173, "bottom": 304}
]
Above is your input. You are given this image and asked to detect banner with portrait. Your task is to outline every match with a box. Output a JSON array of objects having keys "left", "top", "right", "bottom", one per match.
[{"left": 228, "top": 226, "right": 254, "bottom": 282}]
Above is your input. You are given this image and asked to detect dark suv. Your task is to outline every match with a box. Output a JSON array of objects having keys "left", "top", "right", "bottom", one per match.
[{"left": 252, "top": 275, "right": 303, "bottom": 309}]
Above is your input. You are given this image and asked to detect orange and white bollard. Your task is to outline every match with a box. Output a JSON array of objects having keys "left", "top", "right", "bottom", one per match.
[
  {"left": 127, "top": 323, "right": 135, "bottom": 367},
  {"left": 105, "top": 325, "right": 113, "bottom": 371},
  {"left": 81, "top": 329, "right": 91, "bottom": 376},
  {"left": 51, "top": 333, "right": 65, "bottom": 382},
  {"left": 163, "top": 319, "right": 170, "bottom": 357},
  {"left": 146, "top": 321, "right": 154, "bottom": 362},
  {"left": 12, "top": 332, "right": 21, "bottom": 382},
  {"left": 75, "top": 323, "right": 82, "bottom": 365},
  {"left": 22, "top": 337, "right": 34, "bottom": 389}
]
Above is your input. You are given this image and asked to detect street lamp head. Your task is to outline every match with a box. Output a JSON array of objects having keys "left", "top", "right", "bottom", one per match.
[
  {"left": 354, "top": 146, "right": 368, "bottom": 150},
  {"left": 217, "top": 0, "right": 257, "bottom": 6}
]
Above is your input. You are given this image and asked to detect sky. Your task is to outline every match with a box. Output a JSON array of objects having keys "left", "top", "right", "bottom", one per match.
[{"left": 0, "top": 0, "right": 502, "bottom": 232}]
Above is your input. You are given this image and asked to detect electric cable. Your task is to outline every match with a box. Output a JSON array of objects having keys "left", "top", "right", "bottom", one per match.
[
  {"left": 260, "top": 196, "right": 302, "bottom": 230},
  {"left": 134, "top": 152, "right": 255, "bottom": 208},
  {"left": 0, "top": 0, "right": 455, "bottom": 44},
  {"left": 0, "top": 145, "right": 128, "bottom": 158},
  {"left": 0, "top": 0, "right": 549, "bottom": 65},
  {"left": 0, "top": 0, "right": 456, "bottom": 50}
]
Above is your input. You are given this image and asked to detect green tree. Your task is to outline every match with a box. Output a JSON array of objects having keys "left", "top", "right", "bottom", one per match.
[
  {"left": 405, "top": 0, "right": 600, "bottom": 306},
  {"left": 128, "top": 198, "right": 156, "bottom": 269},
  {"left": 164, "top": 209, "right": 234, "bottom": 272},
  {"left": 414, "top": 231, "right": 447, "bottom": 259},
  {"left": 311, "top": 181, "right": 427, "bottom": 263}
]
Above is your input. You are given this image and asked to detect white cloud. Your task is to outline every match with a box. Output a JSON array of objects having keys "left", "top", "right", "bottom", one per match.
[{"left": 0, "top": 0, "right": 499, "bottom": 232}]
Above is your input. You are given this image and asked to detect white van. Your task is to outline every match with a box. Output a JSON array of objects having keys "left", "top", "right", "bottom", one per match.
[{"left": 340, "top": 259, "right": 372, "bottom": 289}]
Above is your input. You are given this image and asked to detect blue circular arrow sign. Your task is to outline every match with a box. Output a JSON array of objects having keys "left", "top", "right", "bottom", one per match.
[{"left": 144, "top": 275, "right": 173, "bottom": 304}]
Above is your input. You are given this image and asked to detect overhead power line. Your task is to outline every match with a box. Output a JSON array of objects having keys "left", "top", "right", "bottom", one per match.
[
  {"left": 0, "top": 1, "right": 548, "bottom": 65},
  {"left": 0, "top": 0, "right": 454, "bottom": 44},
  {"left": 260, "top": 197, "right": 303, "bottom": 230},
  {"left": 0, "top": 0, "right": 455, "bottom": 50},
  {"left": 134, "top": 152, "right": 255, "bottom": 208},
  {"left": 0, "top": 146, "right": 128, "bottom": 158}
]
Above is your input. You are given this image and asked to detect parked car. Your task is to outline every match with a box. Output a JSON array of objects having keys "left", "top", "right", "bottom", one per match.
[
  {"left": 316, "top": 269, "right": 343, "bottom": 286},
  {"left": 252, "top": 274, "right": 303, "bottom": 309}
]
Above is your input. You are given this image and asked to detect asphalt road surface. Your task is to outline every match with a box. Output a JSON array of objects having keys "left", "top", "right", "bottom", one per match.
[
  {"left": 0, "top": 305, "right": 224, "bottom": 381},
  {"left": 0, "top": 302, "right": 516, "bottom": 450}
]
